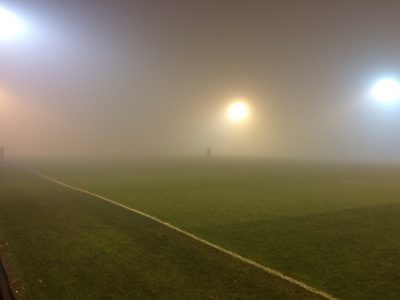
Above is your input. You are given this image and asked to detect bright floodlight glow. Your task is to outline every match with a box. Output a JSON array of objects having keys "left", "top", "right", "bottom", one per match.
[
  {"left": 370, "top": 78, "right": 400, "bottom": 105},
  {"left": 0, "top": 6, "right": 26, "bottom": 40},
  {"left": 227, "top": 101, "right": 249, "bottom": 122}
]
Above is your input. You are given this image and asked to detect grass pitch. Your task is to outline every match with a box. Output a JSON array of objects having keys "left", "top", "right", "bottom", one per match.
[
  {"left": 29, "top": 158, "right": 400, "bottom": 300},
  {"left": 0, "top": 163, "right": 324, "bottom": 299}
]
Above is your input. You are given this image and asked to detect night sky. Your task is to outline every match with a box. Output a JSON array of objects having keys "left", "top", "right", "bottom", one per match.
[{"left": 1, "top": 0, "right": 400, "bottom": 160}]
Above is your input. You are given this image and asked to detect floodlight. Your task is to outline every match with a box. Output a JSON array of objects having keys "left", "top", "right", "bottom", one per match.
[
  {"left": 370, "top": 78, "right": 400, "bottom": 105},
  {"left": 0, "top": 6, "right": 26, "bottom": 40}
]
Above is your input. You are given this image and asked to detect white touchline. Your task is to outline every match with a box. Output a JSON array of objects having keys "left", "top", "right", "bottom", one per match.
[{"left": 24, "top": 166, "right": 338, "bottom": 300}]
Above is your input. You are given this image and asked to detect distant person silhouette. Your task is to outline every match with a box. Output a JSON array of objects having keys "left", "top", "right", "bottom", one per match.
[
  {"left": 206, "top": 147, "right": 211, "bottom": 159},
  {"left": 0, "top": 146, "right": 4, "bottom": 161}
]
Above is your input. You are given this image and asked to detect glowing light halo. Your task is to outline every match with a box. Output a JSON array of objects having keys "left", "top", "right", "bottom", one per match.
[
  {"left": 370, "top": 78, "right": 400, "bottom": 105},
  {"left": 0, "top": 6, "right": 26, "bottom": 40},
  {"left": 226, "top": 101, "right": 250, "bottom": 122}
]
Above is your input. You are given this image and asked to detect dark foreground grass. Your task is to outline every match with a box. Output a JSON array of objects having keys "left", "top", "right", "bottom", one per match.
[
  {"left": 30, "top": 158, "right": 400, "bottom": 300},
  {"left": 0, "top": 163, "right": 323, "bottom": 300}
]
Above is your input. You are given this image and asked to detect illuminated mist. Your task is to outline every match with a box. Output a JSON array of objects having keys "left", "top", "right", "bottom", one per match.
[{"left": 1, "top": 0, "right": 400, "bottom": 161}]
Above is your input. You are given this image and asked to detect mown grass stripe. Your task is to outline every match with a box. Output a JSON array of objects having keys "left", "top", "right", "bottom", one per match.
[{"left": 25, "top": 166, "right": 338, "bottom": 300}]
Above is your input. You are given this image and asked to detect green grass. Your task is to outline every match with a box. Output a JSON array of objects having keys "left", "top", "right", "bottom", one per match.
[
  {"left": 29, "top": 158, "right": 400, "bottom": 300},
  {"left": 0, "top": 162, "right": 324, "bottom": 300}
]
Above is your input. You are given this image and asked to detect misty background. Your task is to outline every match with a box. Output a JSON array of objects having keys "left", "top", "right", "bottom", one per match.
[{"left": 1, "top": 0, "right": 400, "bottom": 160}]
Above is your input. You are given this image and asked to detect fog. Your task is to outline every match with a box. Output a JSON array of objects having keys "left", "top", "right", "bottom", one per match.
[{"left": 1, "top": 0, "right": 400, "bottom": 161}]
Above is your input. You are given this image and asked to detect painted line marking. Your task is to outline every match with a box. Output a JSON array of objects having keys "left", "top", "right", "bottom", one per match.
[
  {"left": 341, "top": 178, "right": 396, "bottom": 187},
  {"left": 25, "top": 166, "right": 338, "bottom": 300},
  {"left": 341, "top": 177, "right": 400, "bottom": 187}
]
